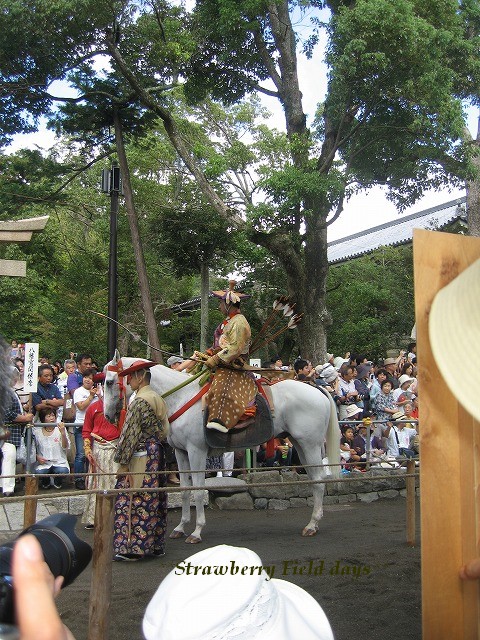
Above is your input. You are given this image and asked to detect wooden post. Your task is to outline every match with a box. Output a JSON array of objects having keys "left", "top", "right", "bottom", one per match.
[
  {"left": 23, "top": 476, "right": 38, "bottom": 529},
  {"left": 413, "top": 229, "right": 480, "bottom": 639},
  {"left": 87, "top": 494, "right": 115, "bottom": 640},
  {"left": 406, "top": 459, "right": 416, "bottom": 547}
]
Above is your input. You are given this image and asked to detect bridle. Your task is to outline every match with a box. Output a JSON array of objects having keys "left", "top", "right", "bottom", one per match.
[
  {"left": 106, "top": 358, "right": 127, "bottom": 414},
  {"left": 105, "top": 357, "right": 210, "bottom": 425}
]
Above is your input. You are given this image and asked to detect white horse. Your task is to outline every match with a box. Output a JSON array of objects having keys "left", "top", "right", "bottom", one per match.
[{"left": 103, "top": 351, "right": 340, "bottom": 544}]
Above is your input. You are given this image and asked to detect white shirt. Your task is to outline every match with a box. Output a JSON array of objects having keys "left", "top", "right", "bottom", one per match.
[
  {"left": 73, "top": 387, "right": 97, "bottom": 425},
  {"left": 33, "top": 426, "right": 70, "bottom": 469},
  {"left": 384, "top": 425, "right": 417, "bottom": 457}
]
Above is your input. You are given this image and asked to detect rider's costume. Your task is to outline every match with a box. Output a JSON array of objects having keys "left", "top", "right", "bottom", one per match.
[{"left": 206, "top": 282, "right": 256, "bottom": 432}]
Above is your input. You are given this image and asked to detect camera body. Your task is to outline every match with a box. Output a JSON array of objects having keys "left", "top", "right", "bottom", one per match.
[{"left": 0, "top": 514, "right": 92, "bottom": 627}]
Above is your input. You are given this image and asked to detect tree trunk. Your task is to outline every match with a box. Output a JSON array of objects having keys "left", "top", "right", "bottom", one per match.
[
  {"left": 199, "top": 260, "right": 209, "bottom": 351},
  {"left": 113, "top": 108, "right": 163, "bottom": 362},
  {"left": 249, "top": 224, "right": 330, "bottom": 364},
  {"left": 466, "top": 114, "right": 480, "bottom": 237}
]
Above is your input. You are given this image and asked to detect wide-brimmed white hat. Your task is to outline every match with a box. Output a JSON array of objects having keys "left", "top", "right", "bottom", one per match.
[
  {"left": 429, "top": 257, "right": 480, "bottom": 419},
  {"left": 143, "top": 545, "right": 334, "bottom": 640},
  {"left": 345, "top": 404, "right": 362, "bottom": 419},
  {"left": 316, "top": 363, "right": 338, "bottom": 384},
  {"left": 398, "top": 374, "right": 414, "bottom": 387},
  {"left": 333, "top": 356, "right": 348, "bottom": 370}
]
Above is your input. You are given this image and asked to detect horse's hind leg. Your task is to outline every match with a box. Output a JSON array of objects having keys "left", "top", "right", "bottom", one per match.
[
  {"left": 169, "top": 449, "right": 192, "bottom": 540},
  {"left": 292, "top": 440, "right": 326, "bottom": 536}
]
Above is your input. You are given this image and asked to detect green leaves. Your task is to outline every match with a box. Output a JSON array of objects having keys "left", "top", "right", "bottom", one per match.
[{"left": 326, "top": 245, "right": 415, "bottom": 359}]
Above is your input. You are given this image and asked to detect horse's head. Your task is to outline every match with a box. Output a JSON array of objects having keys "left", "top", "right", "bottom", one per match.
[{"left": 103, "top": 349, "right": 124, "bottom": 423}]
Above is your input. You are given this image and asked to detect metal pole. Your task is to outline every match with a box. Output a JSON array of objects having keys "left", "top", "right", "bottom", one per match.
[
  {"left": 245, "top": 449, "right": 252, "bottom": 472},
  {"left": 107, "top": 164, "right": 119, "bottom": 359}
]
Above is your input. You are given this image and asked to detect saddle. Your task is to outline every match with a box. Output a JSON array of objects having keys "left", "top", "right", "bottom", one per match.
[{"left": 204, "top": 392, "right": 274, "bottom": 450}]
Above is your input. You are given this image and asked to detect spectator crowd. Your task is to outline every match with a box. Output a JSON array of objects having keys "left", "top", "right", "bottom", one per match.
[{"left": 1, "top": 340, "right": 419, "bottom": 501}]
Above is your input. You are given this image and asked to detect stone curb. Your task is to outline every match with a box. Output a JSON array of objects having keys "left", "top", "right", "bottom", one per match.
[{"left": 0, "top": 490, "right": 209, "bottom": 534}]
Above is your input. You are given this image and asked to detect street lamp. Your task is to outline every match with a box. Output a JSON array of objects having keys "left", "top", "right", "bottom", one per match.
[{"left": 101, "top": 163, "right": 122, "bottom": 359}]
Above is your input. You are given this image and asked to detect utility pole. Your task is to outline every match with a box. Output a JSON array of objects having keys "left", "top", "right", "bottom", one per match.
[{"left": 101, "top": 163, "right": 121, "bottom": 359}]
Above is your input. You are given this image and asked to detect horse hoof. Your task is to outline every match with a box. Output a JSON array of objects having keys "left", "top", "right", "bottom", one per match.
[
  {"left": 301, "top": 527, "right": 318, "bottom": 537},
  {"left": 185, "top": 535, "right": 202, "bottom": 544},
  {"left": 169, "top": 530, "right": 186, "bottom": 540}
]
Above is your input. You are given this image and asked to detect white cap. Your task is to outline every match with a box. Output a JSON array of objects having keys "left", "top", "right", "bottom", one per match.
[
  {"left": 143, "top": 545, "right": 334, "bottom": 640},
  {"left": 398, "top": 374, "right": 415, "bottom": 387}
]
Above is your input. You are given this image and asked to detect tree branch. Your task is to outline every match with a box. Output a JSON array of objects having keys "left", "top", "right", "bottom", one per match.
[
  {"left": 252, "top": 30, "right": 283, "bottom": 92},
  {"left": 253, "top": 84, "right": 280, "bottom": 98},
  {"left": 49, "top": 149, "right": 115, "bottom": 197},
  {"left": 104, "top": 32, "right": 242, "bottom": 227}
]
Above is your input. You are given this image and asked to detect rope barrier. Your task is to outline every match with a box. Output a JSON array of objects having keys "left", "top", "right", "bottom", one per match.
[{"left": 0, "top": 469, "right": 419, "bottom": 499}]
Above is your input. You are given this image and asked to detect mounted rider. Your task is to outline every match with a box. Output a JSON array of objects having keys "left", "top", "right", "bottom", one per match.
[{"left": 203, "top": 281, "right": 256, "bottom": 433}]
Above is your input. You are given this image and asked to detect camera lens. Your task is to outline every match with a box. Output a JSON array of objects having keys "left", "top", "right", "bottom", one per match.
[
  {"left": 20, "top": 514, "right": 91, "bottom": 588},
  {"left": 0, "top": 514, "right": 92, "bottom": 624}
]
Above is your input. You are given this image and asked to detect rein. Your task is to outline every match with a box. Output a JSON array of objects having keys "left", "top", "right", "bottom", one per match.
[
  {"left": 107, "top": 359, "right": 210, "bottom": 425},
  {"left": 168, "top": 382, "right": 211, "bottom": 424}
]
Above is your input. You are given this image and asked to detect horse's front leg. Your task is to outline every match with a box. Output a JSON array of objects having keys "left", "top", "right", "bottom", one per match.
[
  {"left": 185, "top": 457, "right": 206, "bottom": 544},
  {"left": 169, "top": 449, "right": 192, "bottom": 540},
  {"left": 293, "top": 440, "right": 326, "bottom": 537}
]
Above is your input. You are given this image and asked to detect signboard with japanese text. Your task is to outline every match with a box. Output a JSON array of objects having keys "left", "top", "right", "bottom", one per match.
[{"left": 23, "top": 343, "right": 39, "bottom": 392}]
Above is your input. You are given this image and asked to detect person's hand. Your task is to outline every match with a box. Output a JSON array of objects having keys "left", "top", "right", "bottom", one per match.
[
  {"left": 459, "top": 558, "right": 480, "bottom": 580},
  {"left": 58, "top": 422, "right": 65, "bottom": 431},
  {"left": 24, "top": 413, "right": 34, "bottom": 422},
  {"left": 12, "top": 534, "right": 75, "bottom": 640},
  {"left": 37, "top": 456, "right": 48, "bottom": 464},
  {"left": 204, "top": 356, "right": 219, "bottom": 369}
]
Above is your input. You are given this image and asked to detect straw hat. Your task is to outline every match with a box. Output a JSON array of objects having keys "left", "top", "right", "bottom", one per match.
[
  {"left": 211, "top": 280, "right": 250, "bottom": 304},
  {"left": 429, "top": 257, "right": 480, "bottom": 418},
  {"left": 143, "top": 545, "right": 334, "bottom": 640},
  {"left": 118, "top": 360, "right": 156, "bottom": 377}
]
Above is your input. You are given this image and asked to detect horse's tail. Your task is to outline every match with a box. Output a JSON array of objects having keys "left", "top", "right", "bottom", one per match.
[{"left": 325, "top": 391, "right": 341, "bottom": 478}]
